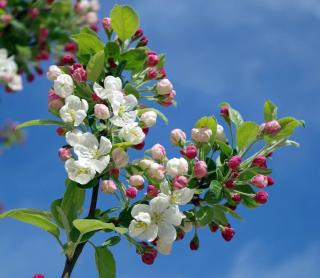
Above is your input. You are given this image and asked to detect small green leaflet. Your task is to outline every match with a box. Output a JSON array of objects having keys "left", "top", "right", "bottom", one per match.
[
  {"left": 95, "top": 247, "right": 116, "bottom": 278},
  {"left": 73, "top": 219, "right": 127, "bottom": 235}
]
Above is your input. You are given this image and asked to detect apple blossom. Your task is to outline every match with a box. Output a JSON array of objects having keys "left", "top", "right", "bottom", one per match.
[
  {"left": 119, "top": 124, "right": 145, "bottom": 145},
  {"left": 102, "top": 17, "right": 112, "bottom": 30},
  {"left": 166, "top": 157, "right": 188, "bottom": 178},
  {"left": 126, "top": 187, "right": 138, "bottom": 199},
  {"left": 148, "top": 163, "right": 165, "bottom": 180},
  {"left": 65, "top": 158, "right": 96, "bottom": 185},
  {"left": 140, "top": 111, "right": 157, "bottom": 127},
  {"left": 191, "top": 127, "right": 212, "bottom": 143},
  {"left": 129, "top": 175, "right": 145, "bottom": 189},
  {"left": 181, "top": 145, "right": 197, "bottom": 159},
  {"left": 101, "top": 179, "right": 117, "bottom": 194},
  {"left": 264, "top": 120, "right": 281, "bottom": 135},
  {"left": 227, "top": 155, "right": 241, "bottom": 170},
  {"left": 47, "top": 65, "right": 62, "bottom": 81},
  {"left": 147, "top": 184, "right": 160, "bottom": 198},
  {"left": 94, "top": 104, "right": 110, "bottom": 120},
  {"left": 251, "top": 174, "right": 268, "bottom": 188},
  {"left": 54, "top": 74, "right": 74, "bottom": 98},
  {"left": 93, "top": 76, "right": 122, "bottom": 100},
  {"left": 58, "top": 147, "right": 72, "bottom": 161},
  {"left": 170, "top": 129, "right": 186, "bottom": 146},
  {"left": 150, "top": 143, "right": 166, "bottom": 160},
  {"left": 156, "top": 240, "right": 172, "bottom": 255},
  {"left": 156, "top": 79, "right": 173, "bottom": 95},
  {"left": 160, "top": 180, "right": 194, "bottom": 206},
  {"left": 194, "top": 160, "right": 208, "bottom": 179},
  {"left": 111, "top": 148, "right": 129, "bottom": 168},
  {"left": 59, "top": 95, "right": 88, "bottom": 126},
  {"left": 216, "top": 124, "right": 226, "bottom": 142},
  {"left": 255, "top": 191, "right": 269, "bottom": 204},
  {"left": 172, "top": 176, "right": 188, "bottom": 190}
]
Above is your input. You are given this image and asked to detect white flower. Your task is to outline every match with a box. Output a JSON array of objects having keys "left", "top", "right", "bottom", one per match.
[
  {"left": 140, "top": 111, "right": 157, "bottom": 128},
  {"left": 78, "top": 0, "right": 90, "bottom": 11},
  {"left": 85, "top": 11, "right": 98, "bottom": 25},
  {"left": 156, "top": 240, "right": 172, "bottom": 255},
  {"left": 93, "top": 76, "right": 122, "bottom": 100},
  {"left": 129, "top": 196, "right": 185, "bottom": 244},
  {"left": 0, "top": 49, "right": 22, "bottom": 91},
  {"left": 94, "top": 104, "right": 110, "bottom": 120},
  {"left": 47, "top": 65, "right": 62, "bottom": 81},
  {"left": 166, "top": 158, "right": 188, "bottom": 178},
  {"left": 119, "top": 123, "right": 145, "bottom": 145},
  {"left": 111, "top": 148, "right": 129, "bottom": 168},
  {"left": 8, "top": 75, "right": 22, "bottom": 91},
  {"left": 159, "top": 180, "right": 194, "bottom": 206},
  {"left": 216, "top": 124, "right": 226, "bottom": 142},
  {"left": 148, "top": 163, "right": 165, "bottom": 181},
  {"left": 191, "top": 127, "right": 212, "bottom": 143},
  {"left": 66, "top": 130, "right": 84, "bottom": 146},
  {"left": 65, "top": 158, "right": 96, "bottom": 184},
  {"left": 156, "top": 79, "right": 173, "bottom": 95},
  {"left": 91, "top": 0, "right": 100, "bottom": 11},
  {"left": 109, "top": 94, "right": 137, "bottom": 127},
  {"left": 74, "top": 133, "right": 112, "bottom": 173},
  {"left": 59, "top": 95, "right": 88, "bottom": 126},
  {"left": 139, "top": 159, "right": 153, "bottom": 170},
  {"left": 54, "top": 74, "right": 74, "bottom": 98}
]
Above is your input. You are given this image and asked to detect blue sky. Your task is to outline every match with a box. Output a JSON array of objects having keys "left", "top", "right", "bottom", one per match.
[{"left": 0, "top": 0, "right": 319, "bottom": 277}]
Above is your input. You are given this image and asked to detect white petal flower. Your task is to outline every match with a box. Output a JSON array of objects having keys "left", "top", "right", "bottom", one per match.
[
  {"left": 59, "top": 95, "right": 88, "bottom": 126},
  {"left": 54, "top": 74, "right": 74, "bottom": 98},
  {"left": 140, "top": 111, "right": 157, "bottom": 127},
  {"left": 74, "top": 133, "right": 112, "bottom": 173},
  {"left": 66, "top": 130, "right": 83, "bottom": 146},
  {"left": 156, "top": 240, "right": 172, "bottom": 255},
  {"left": 119, "top": 123, "right": 145, "bottom": 145},
  {"left": 159, "top": 180, "right": 194, "bottom": 206},
  {"left": 47, "top": 65, "right": 62, "bottom": 81},
  {"left": 166, "top": 157, "right": 188, "bottom": 178},
  {"left": 93, "top": 76, "right": 122, "bottom": 100},
  {"left": 8, "top": 75, "right": 22, "bottom": 91},
  {"left": 109, "top": 94, "right": 137, "bottom": 127},
  {"left": 65, "top": 158, "right": 96, "bottom": 185}
]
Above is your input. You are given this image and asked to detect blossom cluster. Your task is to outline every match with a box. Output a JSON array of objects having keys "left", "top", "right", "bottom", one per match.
[{"left": 0, "top": 0, "right": 100, "bottom": 92}]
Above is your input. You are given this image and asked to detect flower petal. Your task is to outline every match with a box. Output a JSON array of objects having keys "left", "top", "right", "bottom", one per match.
[{"left": 158, "top": 222, "right": 176, "bottom": 243}]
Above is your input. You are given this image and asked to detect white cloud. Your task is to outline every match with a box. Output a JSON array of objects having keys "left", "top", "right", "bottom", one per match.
[{"left": 227, "top": 241, "right": 320, "bottom": 278}]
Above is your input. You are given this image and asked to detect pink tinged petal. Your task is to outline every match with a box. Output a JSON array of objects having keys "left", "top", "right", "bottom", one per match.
[{"left": 158, "top": 222, "right": 177, "bottom": 243}]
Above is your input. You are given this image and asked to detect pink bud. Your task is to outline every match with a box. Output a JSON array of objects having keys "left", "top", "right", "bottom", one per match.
[
  {"left": 209, "top": 223, "right": 219, "bottom": 233},
  {"left": 252, "top": 155, "right": 267, "bottom": 168},
  {"left": 220, "top": 106, "right": 229, "bottom": 118},
  {"left": 27, "top": 74, "right": 35, "bottom": 83},
  {"left": 64, "top": 42, "right": 77, "bottom": 52},
  {"left": 1, "top": 14, "right": 11, "bottom": 25},
  {"left": 92, "top": 92, "right": 103, "bottom": 103},
  {"left": 126, "top": 187, "right": 138, "bottom": 199},
  {"left": 141, "top": 248, "right": 157, "bottom": 265},
  {"left": 264, "top": 120, "right": 281, "bottom": 135},
  {"left": 227, "top": 155, "right": 241, "bottom": 170},
  {"left": 147, "top": 68, "right": 158, "bottom": 79},
  {"left": 58, "top": 147, "right": 71, "bottom": 161},
  {"left": 133, "top": 141, "right": 145, "bottom": 150},
  {"left": 147, "top": 185, "right": 160, "bottom": 198},
  {"left": 0, "top": 0, "right": 7, "bottom": 9},
  {"left": 102, "top": 17, "right": 112, "bottom": 30},
  {"left": 129, "top": 175, "right": 145, "bottom": 190},
  {"left": 194, "top": 160, "right": 207, "bottom": 179},
  {"left": 255, "top": 191, "right": 269, "bottom": 204},
  {"left": 159, "top": 68, "right": 166, "bottom": 78},
  {"left": 189, "top": 235, "right": 199, "bottom": 251},
  {"left": 33, "top": 275, "right": 45, "bottom": 278},
  {"left": 62, "top": 53, "right": 75, "bottom": 65},
  {"left": 94, "top": 104, "right": 110, "bottom": 120},
  {"left": 150, "top": 144, "right": 166, "bottom": 160},
  {"left": 170, "top": 129, "right": 186, "bottom": 146},
  {"left": 251, "top": 174, "right": 268, "bottom": 188},
  {"left": 134, "top": 28, "right": 143, "bottom": 39},
  {"left": 48, "top": 90, "right": 64, "bottom": 112},
  {"left": 56, "top": 127, "right": 66, "bottom": 136},
  {"left": 172, "top": 176, "right": 188, "bottom": 190},
  {"left": 225, "top": 180, "right": 234, "bottom": 188},
  {"left": 138, "top": 36, "right": 148, "bottom": 47},
  {"left": 101, "top": 180, "right": 117, "bottom": 194},
  {"left": 231, "top": 193, "right": 241, "bottom": 202},
  {"left": 38, "top": 27, "right": 49, "bottom": 43},
  {"left": 147, "top": 55, "right": 160, "bottom": 67},
  {"left": 158, "top": 90, "right": 176, "bottom": 107},
  {"left": 267, "top": 176, "right": 274, "bottom": 186},
  {"left": 28, "top": 8, "right": 39, "bottom": 19},
  {"left": 181, "top": 145, "right": 197, "bottom": 159},
  {"left": 221, "top": 226, "right": 235, "bottom": 241}
]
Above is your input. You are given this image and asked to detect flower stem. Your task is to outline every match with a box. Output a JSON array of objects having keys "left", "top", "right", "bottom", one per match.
[{"left": 60, "top": 183, "right": 100, "bottom": 278}]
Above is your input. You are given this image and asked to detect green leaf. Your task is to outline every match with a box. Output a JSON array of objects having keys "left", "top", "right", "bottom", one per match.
[
  {"left": 102, "top": 236, "right": 121, "bottom": 247},
  {"left": 110, "top": 5, "right": 139, "bottom": 41},
  {"left": 124, "top": 83, "right": 140, "bottom": 99},
  {"left": 120, "top": 48, "right": 147, "bottom": 70},
  {"left": 195, "top": 206, "right": 214, "bottom": 226},
  {"left": 212, "top": 205, "right": 228, "bottom": 225},
  {"left": 220, "top": 102, "right": 244, "bottom": 127},
  {"left": 236, "top": 121, "right": 259, "bottom": 150},
  {"left": 0, "top": 209, "right": 60, "bottom": 237},
  {"left": 87, "top": 50, "right": 105, "bottom": 82},
  {"left": 138, "top": 108, "right": 168, "bottom": 124},
  {"left": 105, "top": 42, "right": 120, "bottom": 59},
  {"left": 264, "top": 100, "right": 277, "bottom": 122},
  {"left": 242, "top": 196, "right": 259, "bottom": 208},
  {"left": 51, "top": 199, "right": 64, "bottom": 228},
  {"left": 95, "top": 247, "right": 116, "bottom": 278},
  {"left": 218, "top": 205, "right": 243, "bottom": 221},
  {"left": 73, "top": 219, "right": 127, "bottom": 235},
  {"left": 274, "top": 117, "right": 304, "bottom": 140},
  {"left": 17, "top": 119, "right": 65, "bottom": 129}
]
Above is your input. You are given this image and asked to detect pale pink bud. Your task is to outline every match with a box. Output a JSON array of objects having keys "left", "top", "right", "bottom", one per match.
[
  {"left": 172, "top": 176, "right": 188, "bottom": 190},
  {"left": 94, "top": 104, "right": 110, "bottom": 120},
  {"left": 72, "top": 67, "right": 87, "bottom": 82},
  {"left": 191, "top": 128, "right": 212, "bottom": 143},
  {"left": 102, "top": 17, "right": 112, "bottom": 30},
  {"left": 126, "top": 187, "right": 138, "bottom": 199},
  {"left": 0, "top": 0, "right": 7, "bottom": 9},
  {"left": 58, "top": 147, "right": 71, "bottom": 161},
  {"left": 148, "top": 163, "right": 165, "bottom": 180},
  {"left": 101, "top": 180, "right": 117, "bottom": 194},
  {"left": 158, "top": 90, "right": 176, "bottom": 107},
  {"left": 112, "top": 148, "right": 129, "bottom": 168},
  {"left": 129, "top": 175, "right": 145, "bottom": 190},
  {"left": 139, "top": 159, "right": 153, "bottom": 170},
  {"left": 227, "top": 155, "right": 241, "bottom": 170},
  {"left": 140, "top": 111, "right": 157, "bottom": 127},
  {"left": 150, "top": 144, "right": 166, "bottom": 160},
  {"left": 170, "top": 129, "right": 186, "bottom": 146},
  {"left": 1, "top": 14, "right": 11, "bottom": 25},
  {"left": 251, "top": 174, "right": 268, "bottom": 188},
  {"left": 147, "top": 185, "right": 160, "bottom": 198},
  {"left": 264, "top": 120, "right": 281, "bottom": 135},
  {"left": 86, "top": 11, "right": 98, "bottom": 25},
  {"left": 48, "top": 90, "right": 64, "bottom": 112},
  {"left": 194, "top": 160, "right": 207, "bottom": 179},
  {"left": 156, "top": 79, "right": 173, "bottom": 95}
]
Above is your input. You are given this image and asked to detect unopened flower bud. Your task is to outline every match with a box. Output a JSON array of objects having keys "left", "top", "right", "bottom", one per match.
[
  {"left": 150, "top": 143, "right": 166, "bottom": 160},
  {"left": 56, "top": 127, "right": 66, "bottom": 136},
  {"left": 140, "top": 111, "right": 157, "bottom": 127},
  {"left": 220, "top": 106, "right": 229, "bottom": 118},
  {"left": 1, "top": 14, "right": 11, "bottom": 25},
  {"left": 129, "top": 175, "right": 144, "bottom": 190},
  {"left": 221, "top": 226, "right": 235, "bottom": 241},
  {"left": 172, "top": 176, "right": 188, "bottom": 190},
  {"left": 126, "top": 187, "right": 138, "bottom": 199},
  {"left": 216, "top": 124, "right": 227, "bottom": 142},
  {"left": 0, "top": 0, "right": 7, "bottom": 9},
  {"left": 147, "top": 54, "right": 160, "bottom": 67},
  {"left": 170, "top": 129, "right": 186, "bottom": 146},
  {"left": 48, "top": 90, "right": 64, "bottom": 112},
  {"left": 94, "top": 104, "right": 110, "bottom": 120},
  {"left": 102, "top": 17, "right": 112, "bottom": 30},
  {"left": 264, "top": 120, "right": 281, "bottom": 135},
  {"left": 112, "top": 148, "right": 129, "bottom": 168},
  {"left": 225, "top": 180, "right": 234, "bottom": 189},
  {"left": 252, "top": 155, "right": 267, "bottom": 168},
  {"left": 181, "top": 145, "right": 197, "bottom": 159},
  {"left": 138, "top": 36, "right": 148, "bottom": 47},
  {"left": 147, "top": 184, "right": 160, "bottom": 198},
  {"left": 148, "top": 163, "right": 165, "bottom": 180},
  {"left": 251, "top": 174, "right": 268, "bottom": 188},
  {"left": 156, "top": 79, "right": 173, "bottom": 95},
  {"left": 189, "top": 234, "right": 199, "bottom": 251},
  {"left": 139, "top": 159, "right": 153, "bottom": 170},
  {"left": 227, "top": 155, "right": 241, "bottom": 170},
  {"left": 58, "top": 147, "right": 71, "bottom": 161},
  {"left": 231, "top": 193, "right": 241, "bottom": 202},
  {"left": 255, "top": 191, "right": 269, "bottom": 204},
  {"left": 72, "top": 67, "right": 87, "bottom": 82},
  {"left": 64, "top": 42, "right": 77, "bottom": 52},
  {"left": 28, "top": 8, "right": 39, "bottom": 19},
  {"left": 33, "top": 274, "right": 45, "bottom": 278},
  {"left": 194, "top": 160, "right": 207, "bottom": 179},
  {"left": 146, "top": 68, "right": 157, "bottom": 79},
  {"left": 62, "top": 53, "right": 75, "bottom": 65},
  {"left": 209, "top": 223, "right": 219, "bottom": 233},
  {"left": 191, "top": 127, "right": 212, "bottom": 143},
  {"left": 267, "top": 176, "right": 274, "bottom": 186},
  {"left": 133, "top": 28, "right": 143, "bottom": 39},
  {"left": 101, "top": 180, "right": 117, "bottom": 194},
  {"left": 166, "top": 158, "right": 188, "bottom": 178},
  {"left": 181, "top": 221, "right": 193, "bottom": 233},
  {"left": 133, "top": 141, "right": 145, "bottom": 150}
]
